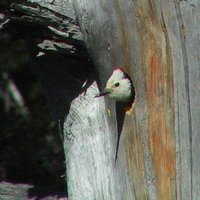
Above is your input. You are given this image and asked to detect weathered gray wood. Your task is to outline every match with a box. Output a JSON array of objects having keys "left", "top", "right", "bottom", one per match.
[
  {"left": 64, "top": 82, "right": 117, "bottom": 200},
  {"left": 70, "top": 0, "right": 151, "bottom": 199},
  {"left": 13, "top": 0, "right": 81, "bottom": 41},
  {"left": 162, "top": 1, "right": 200, "bottom": 200},
  {"left": 68, "top": 0, "right": 200, "bottom": 200},
  {"left": 1, "top": 0, "right": 83, "bottom": 56},
  {"left": 179, "top": 2, "right": 200, "bottom": 200},
  {"left": 2, "top": 0, "right": 200, "bottom": 200},
  {"left": 0, "top": 182, "right": 67, "bottom": 200},
  {"left": 0, "top": 182, "right": 33, "bottom": 200}
]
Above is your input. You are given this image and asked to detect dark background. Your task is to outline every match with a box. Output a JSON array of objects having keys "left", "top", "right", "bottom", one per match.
[{"left": 0, "top": 32, "right": 66, "bottom": 194}]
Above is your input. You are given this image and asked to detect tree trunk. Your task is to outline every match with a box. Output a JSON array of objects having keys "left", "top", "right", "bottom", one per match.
[
  {"left": 1, "top": 0, "right": 200, "bottom": 200},
  {"left": 69, "top": 0, "right": 200, "bottom": 199}
]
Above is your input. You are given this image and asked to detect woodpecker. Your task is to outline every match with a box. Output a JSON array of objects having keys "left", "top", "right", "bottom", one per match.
[
  {"left": 95, "top": 67, "right": 135, "bottom": 164},
  {"left": 95, "top": 67, "right": 135, "bottom": 103}
]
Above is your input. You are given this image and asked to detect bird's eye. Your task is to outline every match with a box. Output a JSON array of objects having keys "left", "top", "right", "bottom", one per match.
[{"left": 115, "top": 82, "right": 120, "bottom": 87}]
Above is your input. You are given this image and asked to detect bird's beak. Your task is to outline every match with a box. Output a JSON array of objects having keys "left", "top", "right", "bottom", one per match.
[{"left": 94, "top": 88, "right": 111, "bottom": 98}]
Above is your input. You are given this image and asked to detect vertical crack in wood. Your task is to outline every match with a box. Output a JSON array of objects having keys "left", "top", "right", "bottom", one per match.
[{"left": 174, "top": 2, "right": 193, "bottom": 199}]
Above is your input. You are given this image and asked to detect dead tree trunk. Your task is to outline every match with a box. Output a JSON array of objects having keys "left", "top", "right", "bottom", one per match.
[
  {"left": 69, "top": 1, "right": 200, "bottom": 199},
  {"left": 1, "top": 0, "right": 200, "bottom": 200}
]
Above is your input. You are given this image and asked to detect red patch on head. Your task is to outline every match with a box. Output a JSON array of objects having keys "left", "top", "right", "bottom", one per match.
[
  {"left": 113, "top": 67, "right": 132, "bottom": 82},
  {"left": 114, "top": 67, "right": 125, "bottom": 73}
]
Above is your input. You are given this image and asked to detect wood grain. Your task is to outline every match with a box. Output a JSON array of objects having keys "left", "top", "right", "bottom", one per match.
[
  {"left": 8, "top": 0, "right": 199, "bottom": 199},
  {"left": 71, "top": 0, "right": 200, "bottom": 199}
]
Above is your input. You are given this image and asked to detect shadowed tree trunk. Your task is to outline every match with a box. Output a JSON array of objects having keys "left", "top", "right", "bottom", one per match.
[{"left": 1, "top": 0, "right": 200, "bottom": 200}]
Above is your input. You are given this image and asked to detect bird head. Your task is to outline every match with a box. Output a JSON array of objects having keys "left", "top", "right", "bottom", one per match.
[{"left": 95, "top": 68, "right": 134, "bottom": 102}]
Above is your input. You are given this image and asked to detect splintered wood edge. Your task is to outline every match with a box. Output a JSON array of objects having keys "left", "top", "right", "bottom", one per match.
[{"left": 126, "top": 103, "right": 134, "bottom": 115}]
